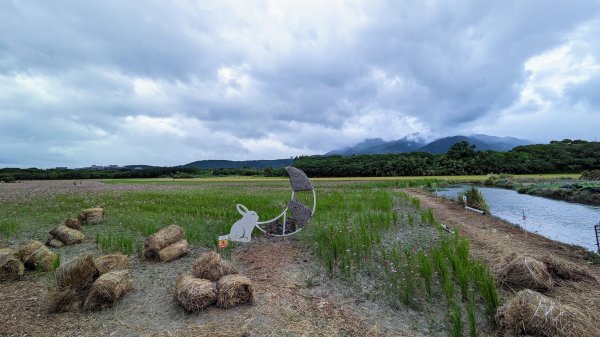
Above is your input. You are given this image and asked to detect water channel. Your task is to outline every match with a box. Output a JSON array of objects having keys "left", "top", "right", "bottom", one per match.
[{"left": 435, "top": 186, "right": 600, "bottom": 252}]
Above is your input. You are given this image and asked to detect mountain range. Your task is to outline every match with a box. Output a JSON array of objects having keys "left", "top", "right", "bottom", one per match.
[
  {"left": 182, "top": 134, "right": 533, "bottom": 169},
  {"left": 326, "top": 134, "right": 533, "bottom": 156}
]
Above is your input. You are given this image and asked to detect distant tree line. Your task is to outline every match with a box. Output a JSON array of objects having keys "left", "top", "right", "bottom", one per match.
[
  {"left": 293, "top": 140, "right": 600, "bottom": 177},
  {"left": 1, "top": 140, "right": 598, "bottom": 182},
  {"left": 0, "top": 166, "right": 286, "bottom": 182}
]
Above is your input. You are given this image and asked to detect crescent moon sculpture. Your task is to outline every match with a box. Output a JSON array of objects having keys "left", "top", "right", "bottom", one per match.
[{"left": 227, "top": 166, "right": 316, "bottom": 242}]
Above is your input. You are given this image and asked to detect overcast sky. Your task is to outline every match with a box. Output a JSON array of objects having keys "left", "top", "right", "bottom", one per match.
[{"left": 1, "top": 1, "right": 600, "bottom": 168}]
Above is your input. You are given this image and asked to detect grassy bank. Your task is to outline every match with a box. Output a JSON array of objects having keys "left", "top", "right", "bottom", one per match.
[{"left": 484, "top": 175, "right": 600, "bottom": 206}]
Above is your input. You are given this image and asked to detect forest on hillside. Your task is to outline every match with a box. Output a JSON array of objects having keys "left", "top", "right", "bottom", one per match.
[
  {"left": 293, "top": 139, "right": 600, "bottom": 177},
  {"left": 1, "top": 139, "right": 598, "bottom": 181}
]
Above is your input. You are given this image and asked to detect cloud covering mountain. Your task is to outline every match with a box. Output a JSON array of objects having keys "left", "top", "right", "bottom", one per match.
[{"left": 1, "top": 1, "right": 599, "bottom": 167}]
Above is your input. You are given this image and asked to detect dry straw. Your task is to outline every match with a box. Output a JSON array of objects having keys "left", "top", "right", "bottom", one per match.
[
  {"left": 495, "top": 254, "right": 553, "bottom": 291},
  {"left": 94, "top": 254, "right": 129, "bottom": 275},
  {"left": 158, "top": 239, "right": 190, "bottom": 262},
  {"left": 17, "top": 240, "right": 57, "bottom": 271},
  {"left": 496, "top": 289, "right": 599, "bottom": 337},
  {"left": 47, "top": 288, "right": 82, "bottom": 313},
  {"left": 56, "top": 252, "right": 99, "bottom": 291},
  {"left": 46, "top": 238, "right": 64, "bottom": 248},
  {"left": 216, "top": 274, "right": 255, "bottom": 309},
  {"left": 63, "top": 218, "right": 81, "bottom": 230},
  {"left": 191, "top": 251, "right": 238, "bottom": 281},
  {"left": 540, "top": 255, "right": 597, "bottom": 282},
  {"left": 143, "top": 224, "right": 184, "bottom": 260},
  {"left": 83, "top": 270, "right": 133, "bottom": 311},
  {"left": 49, "top": 224, "right": 85, "bottom": 245},
  {"left": 175, "top": 273, "right": 217, "bottom": 312},
  {"left": 0, "top": 248, "right": 25, "bottom": 280},
  {"left": 78, "top": 207, "right": 105, "bottom": 225}
]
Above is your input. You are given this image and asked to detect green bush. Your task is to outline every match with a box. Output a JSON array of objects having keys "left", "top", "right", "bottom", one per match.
[
  {"left": 457, "top": 186, "right": 490, "bottom": 214},
  {"left": 0, "top": 174, "right": 15, "bottom": 183},
  {"left": 580, "top": 170, "right": 600, "bottom": 181}
]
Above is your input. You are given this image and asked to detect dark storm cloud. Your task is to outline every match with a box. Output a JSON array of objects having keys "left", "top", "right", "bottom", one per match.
[
  {"left": 352, "top": 1, "right": 599, "bottom": 125},
  {"left": 1, "top": 0, "right": 599, "bottom": 167}
]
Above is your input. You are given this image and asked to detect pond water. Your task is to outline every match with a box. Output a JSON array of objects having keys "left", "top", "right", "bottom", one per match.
[{"left": 436, "top": 186, "right": 600, "bottom": 252}]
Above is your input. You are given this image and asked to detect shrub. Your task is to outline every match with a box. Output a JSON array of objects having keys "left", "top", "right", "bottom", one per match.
[
  {"left": 457, "top": 186, "right": 490, "bottom": 214},
  {"left": 580, "top": 170, "right": 600, "bottom": 181}
]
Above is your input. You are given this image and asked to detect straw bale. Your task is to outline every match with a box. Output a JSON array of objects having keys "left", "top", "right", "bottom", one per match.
[
  {"left": 78, "top": 207, "right": 105, "bottom": 225},
  {"left": 56, "top": 252, "right": 98, "bottom": 291},
  {"left": 539, "top": 255, "right": 597, "bottom": 282},
  {"left": 0, "top": 248, "right": 24, "bottom": 280},
  {"left": 17, "top": 240, "right": 44, "bottom": 261},
  {"left": 191, "top": 251, "right": 238, "bottom": 281},
  {"left": 216, "top": 274, "right": 255, "bottom": 309},
  {"left": 94, "top": 254, "right": 129, "bottom": 275},
  {"left": 175, "top": 273, "right": 217, "bottom": 312},
  {"left": 64, "top": 218, "right": 81, "bottom": 230},
  {"left": 46, "top": 239, "right": 64, "bottom": 248},
  {"left": 158, "top": 239, "right": 189, "bottom": 263},
  {"left": 83, "top": 270, "right": 132, "bottom": 311},
  {"left": 496, "top": 289, "right": 599, "bottom": 337},
  {"left": 50, "top": 224, "right": 85, "bottom": 245},
  {"left": 143, "top": 224, "right": 185, "bottom": 260},
  {"left": 18, "top": 241, "right": 57, "bottom": 271},
  {"left": 495, "top": 254, "right": 553, "bottom": 291}
]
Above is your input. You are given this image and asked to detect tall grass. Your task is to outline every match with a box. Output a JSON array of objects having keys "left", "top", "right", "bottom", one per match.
[
  {"left": 0, "top": 219, "right": 18, "bottom": 238},
  {"left": 467, "top": 295, "right": 478, "bottom": 337},
  {"left": 471, "top": 261, "right": 500, "bottom": 320},
  {"left": 448, "top": 301, "right": 464, "bottom": 337},
  {"left": 417, "top": 251, "right": 433, "bottom": 299},
  {"left": 95, "top": 232, "right": 139, "bottom": 255},
  {"left": 457, "top": 186, "right": 490, "bottom": 214}
]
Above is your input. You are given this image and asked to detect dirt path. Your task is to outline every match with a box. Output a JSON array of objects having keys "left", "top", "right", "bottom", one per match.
[{"left": 405, "top": 189, "right": 600, "bottom": 322}]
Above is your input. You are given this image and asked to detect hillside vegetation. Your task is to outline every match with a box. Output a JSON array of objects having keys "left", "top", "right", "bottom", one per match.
[
  {"left": 1, "top": 139, "right": 598, "bottom": 181},
  {"left": 295, "top": 139, "right": 600, "bottom": 177}
]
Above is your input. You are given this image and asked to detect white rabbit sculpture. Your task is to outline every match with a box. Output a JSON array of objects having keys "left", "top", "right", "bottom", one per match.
[{"left": 228, "top": 204, "right": 259, "bottom": 242}]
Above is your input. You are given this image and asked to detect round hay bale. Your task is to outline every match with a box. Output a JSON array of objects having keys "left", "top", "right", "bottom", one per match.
[
  {"left": 18, "top": 241, "right": 57, "bottom": 272},
  {"left": 143, "top": 224, "right": 184, "bottom": 260},
  {"left": 0, "top": 248, "right": 25, "bottom": 280},
  {"left": 540, "top": 255, "right": 597, "bottom": 282},
  {"left": 175, "top": 273, "right": 217, "bottom": 312},
  {"left": 83, "top": 270, "right": 133, "bottom": 311},
  {"left": 496, "top": 289, "right": 599, "bottom": 337},
  {"left": 56, "top": 252, "right": 98, "bottom": 291},
  {"left": 191, "top": 251, "right": 238, "bottom": 281},
  {"left": 158, "top": 239, "right": 190, "bottom": 263},
  {"left": 46, "top": 239, "right": 64, "bottom": 248},
  {"left": 50, "top": 224, "right": 85, "bottom": 245},
  {"left": 495, "top": 254, "right": 553, "bottom": 291},
  {"left": 94, "top": 254, "right": 129, "bottom": 275},
  {"left": 64, "top": 218, "right": 81, "bottom": 230},
  {"left": 78, "top": 207, "right": 105, "bottom": 225},
  {"left": 216, "top": 274, "right": 255, "bottom": 309}
]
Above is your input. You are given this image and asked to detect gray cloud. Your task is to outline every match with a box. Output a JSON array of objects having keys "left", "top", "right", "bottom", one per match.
[{"left": 1, "top": 0, "right": 599, "bottom": 167}]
